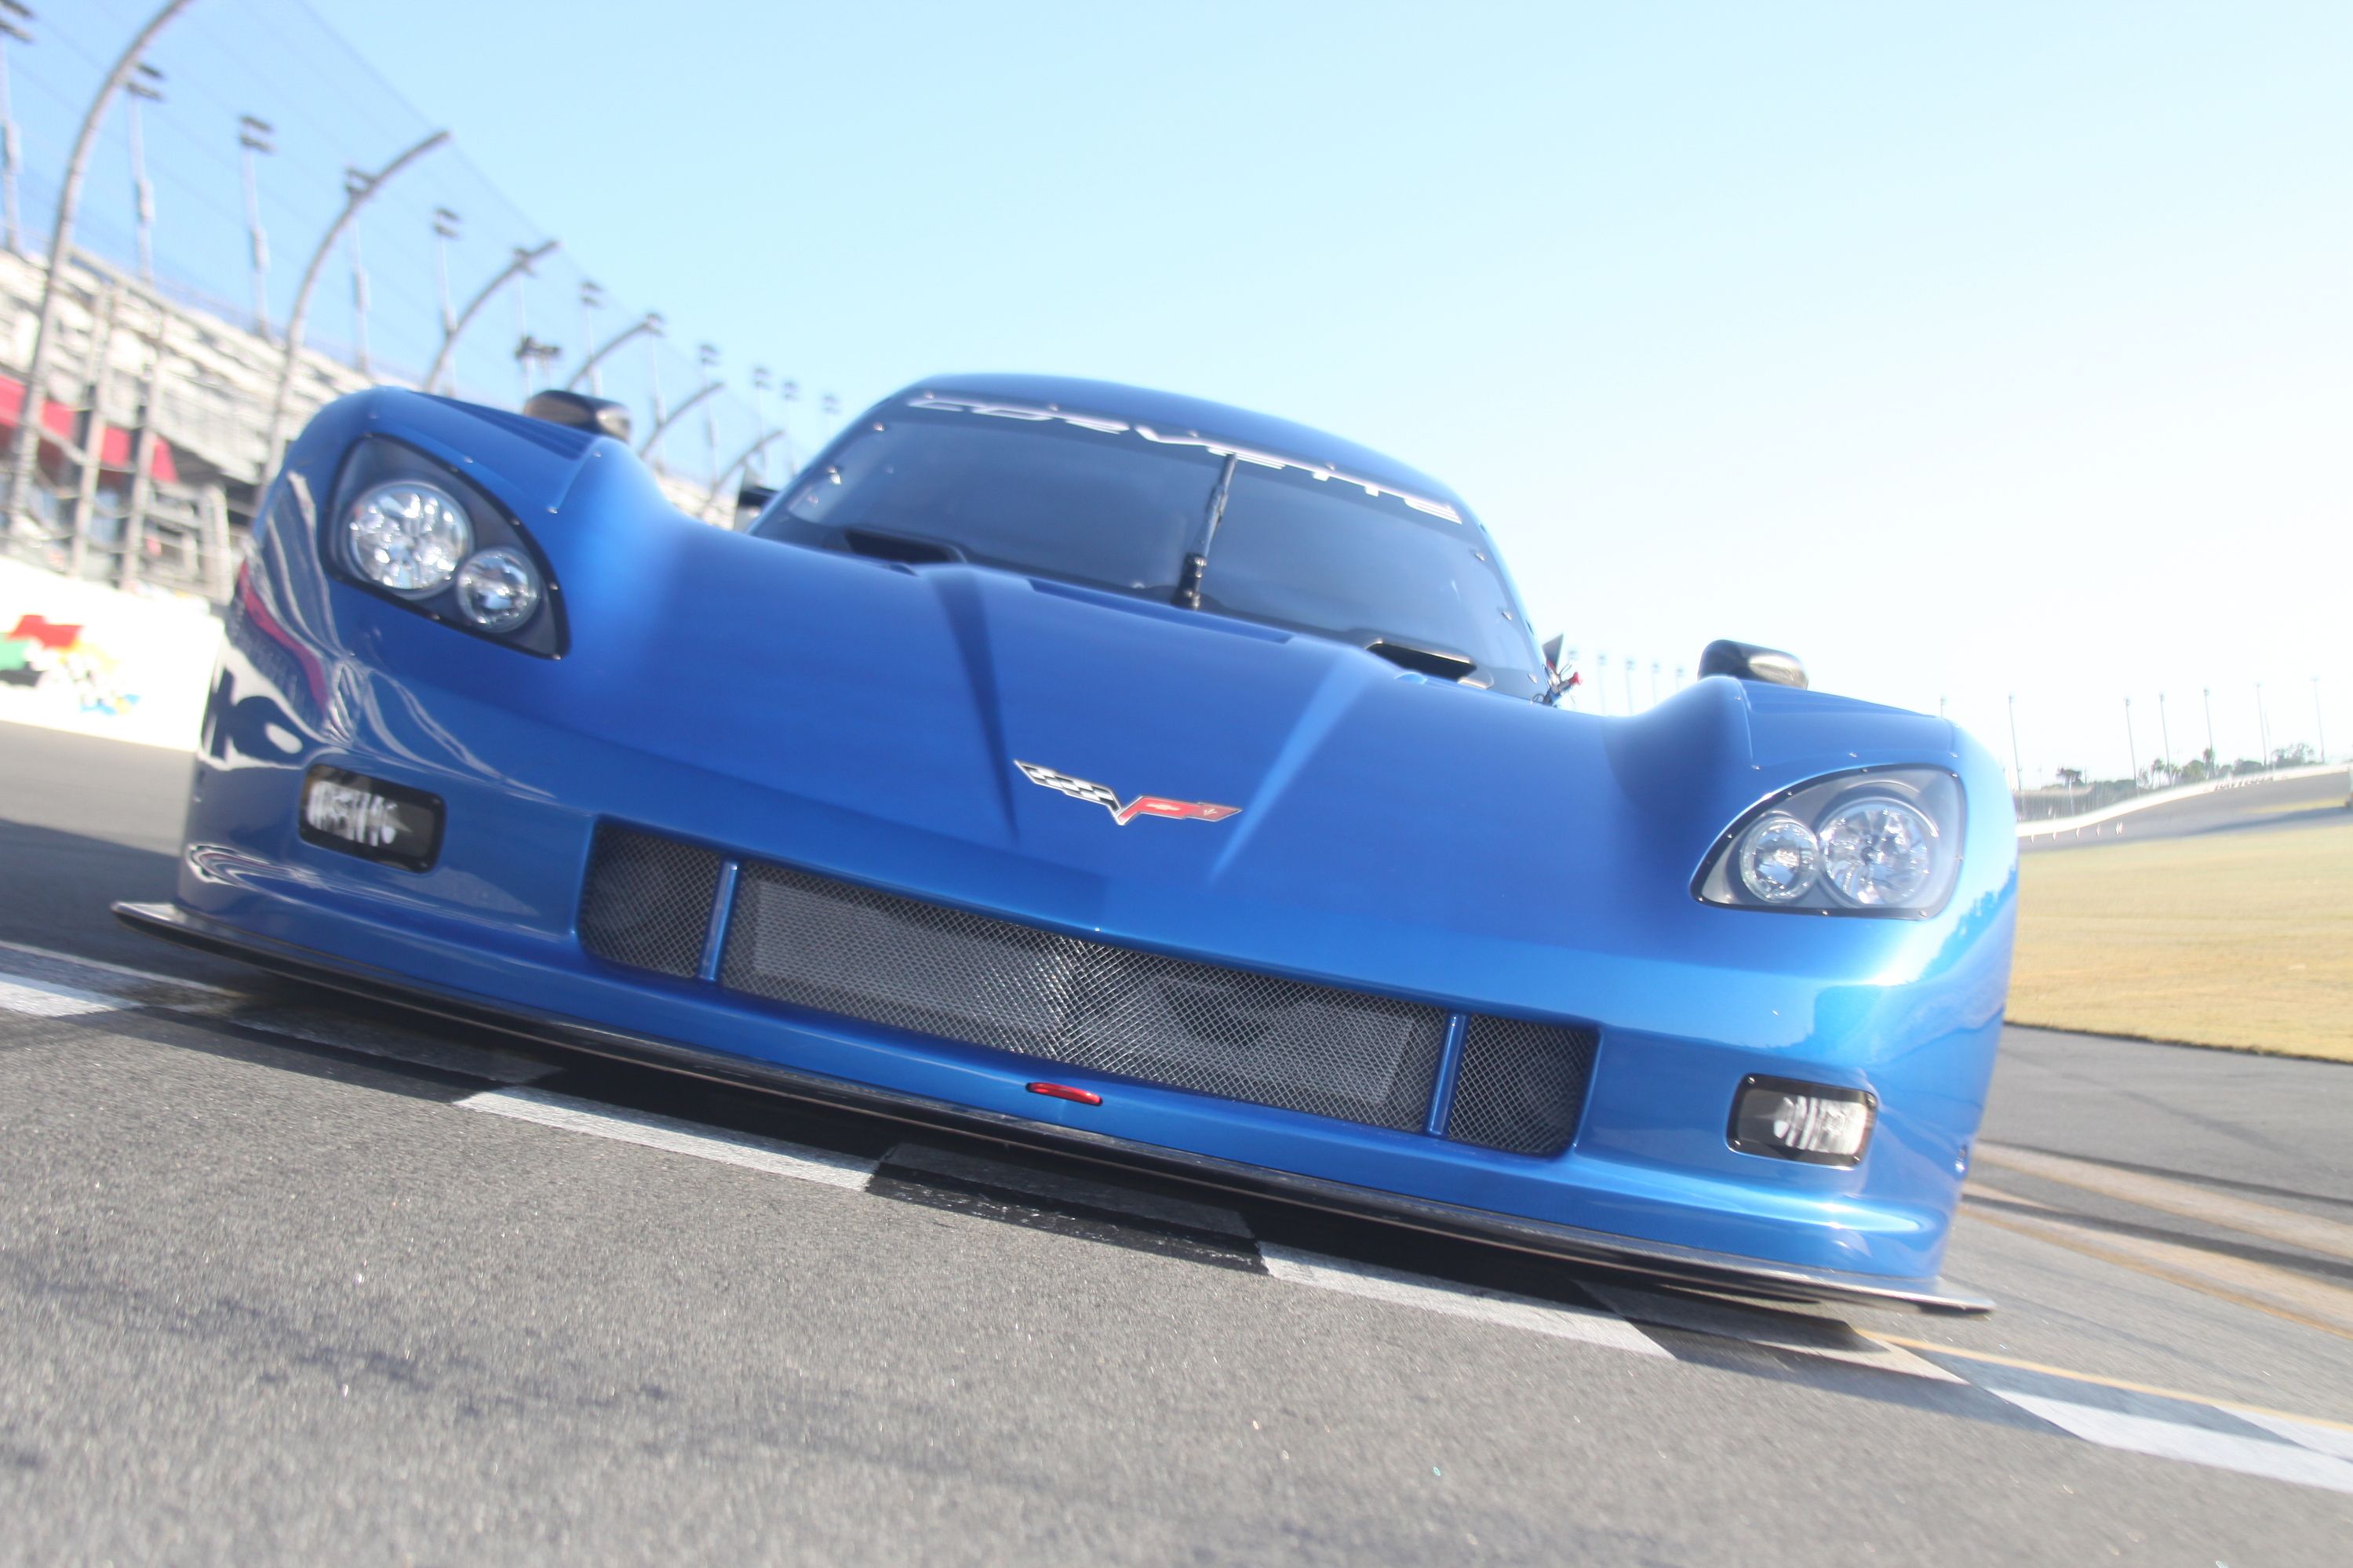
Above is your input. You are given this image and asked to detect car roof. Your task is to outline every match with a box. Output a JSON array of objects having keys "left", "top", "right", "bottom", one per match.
[{"left": 887, "top": 373, "right": 1475, "bottom": 522}]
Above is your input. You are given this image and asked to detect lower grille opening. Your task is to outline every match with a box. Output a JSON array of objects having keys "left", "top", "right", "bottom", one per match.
[
  {"left": 577, "top": 826, "right": 722, "bottom": 979},
  {"left": 575, "top": 824, "right": 1598, "bottom": 1151},
  {"left": 718, "top": 857, "right": 1449, "bottom": 1133},
  {"left": 1444, "top": 1013, "right": 1599, "bottom": 1156}
]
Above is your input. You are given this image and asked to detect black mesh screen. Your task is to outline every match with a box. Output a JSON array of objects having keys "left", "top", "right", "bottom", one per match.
[
  {"left": 578, "top": 826, "right": 723, "bottom": 979},
  {"left": 1444, "top": 1013, "right": 1599, "bottom": 1156},
  {"left": 719, "top": 859, "right": 1448, "bottom": 1133}
]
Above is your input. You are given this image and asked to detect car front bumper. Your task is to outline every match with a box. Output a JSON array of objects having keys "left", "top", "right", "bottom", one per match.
[{"left": 115, "top": 897, "right": 1991, "bottom": 1313}]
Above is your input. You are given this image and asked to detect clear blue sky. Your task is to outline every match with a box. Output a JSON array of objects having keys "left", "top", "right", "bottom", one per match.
[{"left": 53, "top": 2, "right": 2353, "bottom": 779}]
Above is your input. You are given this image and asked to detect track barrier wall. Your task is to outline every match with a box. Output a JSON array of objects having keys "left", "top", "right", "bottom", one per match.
[{"left": 0, "top": 554, "right": 221, "bottom": 751}]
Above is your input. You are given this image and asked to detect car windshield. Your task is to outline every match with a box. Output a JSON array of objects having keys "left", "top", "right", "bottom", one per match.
[{"left": 753, "top": 397, "right": 1545, "bottom": 694}]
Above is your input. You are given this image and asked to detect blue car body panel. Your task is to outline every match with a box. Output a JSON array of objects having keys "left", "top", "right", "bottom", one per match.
[{"left": 140, "top": 379, "right": 2017, "bottom": 1304}]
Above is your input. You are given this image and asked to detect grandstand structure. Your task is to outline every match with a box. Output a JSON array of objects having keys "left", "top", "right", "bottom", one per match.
[{"left": 0, "top": 0, "right": 812, "bottom": 605}]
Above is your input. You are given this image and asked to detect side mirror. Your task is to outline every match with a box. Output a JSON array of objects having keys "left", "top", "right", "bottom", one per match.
[
  {"left": 1538, "top": 632, "right": 1579, "bottom": 705},
  {"left": 521, "top": 389, "right": 632, "bottom": 442},
  {"left": 1698, "top": 638, "right": 1808, "bottom": 689}
]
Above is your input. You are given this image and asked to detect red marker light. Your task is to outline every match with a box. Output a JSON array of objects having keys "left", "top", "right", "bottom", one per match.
[{"left": 1026, "top": 1082, "right": 1102, "bottom": 1106}]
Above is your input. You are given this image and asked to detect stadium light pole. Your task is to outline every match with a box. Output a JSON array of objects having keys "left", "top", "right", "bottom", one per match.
[
  {"left": 2124, "top": 697, "right": 2137, "bottom": 787},
  {"left": 2157, "top": 692, "right": 2172, "bottom": 778},
  {"left": 2256, "top": 682, "right": 2271, "bottom": 770},
  {"left": 564, "top": 310, "right": 659, "bottom": 394},
  {"left": 576, "top": 280, "right": 603, "bottom": 393},
  {"left": 431, "top": 206, "right": 461, "bottom": 336},
  {"left": 421, "top": 237, "right": 557, "bottom": 397},
  {"left": 260, "top": 128, "right": 447, "bottom": 477},
  {"left": 644, "top": 333, "right": 666, "bottom": 469},
  {"left": 5, "top": 0, "right": 195, "bottom": 530},
  {"left": 2007, "top": 693, "right": 2023, "bottom": 798},
  {"left": 697, "top": 342, "right": 722, "bottom": 484},
  {"left": 2202, "top": 686, "right": 2216, "bottom": 769},
  {"left": 341, "top": 166, "right": 372, "bottom": 377},
  {"left": 513, "top": 333, "right": 560, "bottom": 398},
  {"left": 124, "top": 64, "right": 163, "bottom": 284},
  {"left": 238, "top": 115, "right": 273, "bottom": 337},
  {"left": 0, "top": 5, "right": 33, "bottom": 257}
]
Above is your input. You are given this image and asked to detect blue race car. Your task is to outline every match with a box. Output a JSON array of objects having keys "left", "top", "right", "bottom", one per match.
[{"left": 118, "top": 374, "right": 2016, "bottom": 1311}]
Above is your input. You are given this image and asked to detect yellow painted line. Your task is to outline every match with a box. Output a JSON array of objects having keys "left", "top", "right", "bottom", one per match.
[
  {"left": 1978, "top": 1141, "right": 2353, "bottom": 1264},
  {"left": 1863, "top": 1333, "right": 2353, "bottom": 1439}
]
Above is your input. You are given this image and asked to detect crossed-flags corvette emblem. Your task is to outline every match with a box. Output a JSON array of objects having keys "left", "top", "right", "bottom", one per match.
[{"left": 1014, "top": 760, "right": 1242, "bottom": 828}]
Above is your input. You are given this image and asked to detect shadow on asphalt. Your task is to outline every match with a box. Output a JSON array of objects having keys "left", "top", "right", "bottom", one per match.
[
  {"left": 0, "top": 818, "right": 200, "bottom": 974},
  {"left": 1961, "top": 1191, "right": 2353, "bottom": 1288}
]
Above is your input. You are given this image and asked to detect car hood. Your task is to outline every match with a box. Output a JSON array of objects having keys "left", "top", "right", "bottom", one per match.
[{"left": 481, "top": 450, "right": 1945, "bottom": 948}]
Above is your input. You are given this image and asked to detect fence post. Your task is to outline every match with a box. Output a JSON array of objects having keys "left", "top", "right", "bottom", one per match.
[
  {"left": 118, "top": 304, "right": 169, "bottom": 590},
  {"left": 199, "top": 482, "right": 231, "bottom": 601}
]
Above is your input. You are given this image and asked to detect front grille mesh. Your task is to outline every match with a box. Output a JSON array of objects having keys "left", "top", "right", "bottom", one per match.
[
  {"left": 576, "top": 824, "right": 1597, "bottom": 1150},
  {"left": 719, "top": 858, "right": 1448, "bottom": 1133},
  {"left": 578, "top": 827, "right": 723, "bottom": 978},
  {"left": 1444, "top": 1013, "right": 1599, "bottom": 1156}
]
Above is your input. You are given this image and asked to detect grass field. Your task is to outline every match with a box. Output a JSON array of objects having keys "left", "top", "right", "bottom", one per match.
[{"left": 2008, "top": 814, "right": 2353, "bottom": 1062}]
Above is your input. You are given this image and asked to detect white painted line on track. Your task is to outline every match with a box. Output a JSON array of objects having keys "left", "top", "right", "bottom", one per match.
[
  {"left": 1989, "top": 1391, "right": 2353, "bottom": 1496},
  {"left": 1258, "top": 1242, "right": 1671, "bottom": 1357},
  {"left": 2233, "top": 1409, "right": 2353, "bottom": 1464},
  {"left": 458, "top": 1086, "right": 877, "bottom": 1189},
  {"left": 1583, "top": 1282, "right": 1965, "bottom": 1381},
  {"left": 0, "top": 974, "right": 124, "bottom": 1018},
  {"left": 883, "top": 1141, "right": 1254, "bottom": 1238}
]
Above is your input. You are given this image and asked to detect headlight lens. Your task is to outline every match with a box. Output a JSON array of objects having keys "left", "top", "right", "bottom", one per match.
[
  {"left": 1696, "top": 766, "right": 1964, "bottom": 916},
  {"left": 1818, "top": 797, "right": 1937, "bottom": 908},
  {"left": 322, "top": 438, "right": 566, "bottom": 657},
  {"left": 346, "top": 481, "right": 472, "bottom": 595},
  {"left": 453, "top": 547, "right": 542, "bottom": 632},
  {"left": 1736, "top": 813, "right": 1819, "bottom": 904}
]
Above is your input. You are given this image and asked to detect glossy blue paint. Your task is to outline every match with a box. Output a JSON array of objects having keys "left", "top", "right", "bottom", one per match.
[{"left": 173, "top": 380, "right": 2017, "bottom": 1290}]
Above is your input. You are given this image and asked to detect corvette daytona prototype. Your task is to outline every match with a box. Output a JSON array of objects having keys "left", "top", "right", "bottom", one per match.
[{"left": 119, "top": 374, "right": 2016, "bottom": 1311}]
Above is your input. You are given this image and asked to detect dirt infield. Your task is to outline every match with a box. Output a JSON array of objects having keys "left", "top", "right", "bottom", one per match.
[{"left": 2006, "top": 813, "right": 2353, "bottom": 1062}]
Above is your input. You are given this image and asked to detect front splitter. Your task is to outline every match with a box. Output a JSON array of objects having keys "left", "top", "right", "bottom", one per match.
[{"left": 115, "top": 898, "right": 1992, "bottom": 1315}]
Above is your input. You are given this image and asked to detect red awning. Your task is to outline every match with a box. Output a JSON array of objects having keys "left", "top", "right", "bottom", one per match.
[{"left": 0, "top": 373, "right": 180, "bottom": 485}]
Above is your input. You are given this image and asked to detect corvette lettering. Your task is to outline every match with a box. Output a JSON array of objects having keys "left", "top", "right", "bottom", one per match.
[{"left": 1014, "top": 761, "right": 1241, "bottom": 827}]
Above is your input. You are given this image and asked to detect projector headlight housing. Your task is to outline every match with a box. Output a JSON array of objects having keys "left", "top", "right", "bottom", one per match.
[
  {"left": 322, "top": 436, "right": 565, "bottom": 657},
  {"left": 1695, "top": 766, "right": 1964, "bottom": 917}
]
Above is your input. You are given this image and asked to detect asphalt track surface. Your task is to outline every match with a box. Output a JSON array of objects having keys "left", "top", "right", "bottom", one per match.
[{"left": 5, "top": 724, "right": 2351, "bottom": 1565}]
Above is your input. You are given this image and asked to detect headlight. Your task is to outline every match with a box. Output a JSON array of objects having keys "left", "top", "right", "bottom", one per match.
[
  {"left": 1818, "top": 797, "right": 1936, "bottom": 908},
  {"left": 453, "top": 547, "right": 542, "bottom": 632},
  {"left": 1696, "top": 766, "right": 1963, "bottom": 916},
  {"left": 322, "top": 437, "right": 566, "bottom": 657},
  {"left": 1735, "top": 813, "right": 1819, "bottom": 904},
  {"left": 346, "top": 481, "right": 473, "bottom": 595}
]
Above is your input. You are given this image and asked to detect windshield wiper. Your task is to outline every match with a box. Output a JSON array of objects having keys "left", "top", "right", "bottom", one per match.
[{"left": 1172, "top": 453, "right": 1239, "bottom": 610}]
